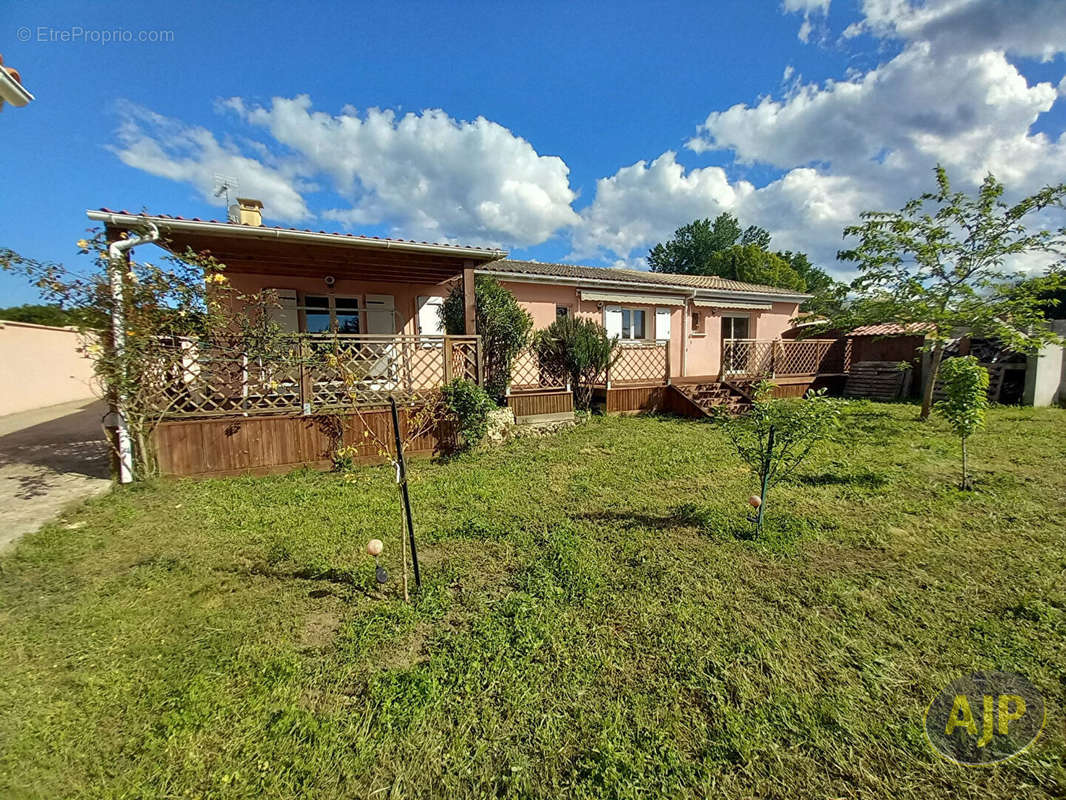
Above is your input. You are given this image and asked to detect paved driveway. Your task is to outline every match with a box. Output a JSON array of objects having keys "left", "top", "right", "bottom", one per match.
[{"left": 0, "top": 399, "right": 111, "bottom": 551}]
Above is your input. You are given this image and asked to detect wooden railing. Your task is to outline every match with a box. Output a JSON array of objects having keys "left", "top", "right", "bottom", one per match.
[
  {"left": 508, "top": 346, "right": 568, "bottom": 394},
  {"left": 720, "top": 339, "right": 848, "bottom": 379},
  {"left": 602, "top": 340, "right": 670, "bottom": 387},
  {"left": 150, "top": 334, "right": 481, "bottom": 419}
]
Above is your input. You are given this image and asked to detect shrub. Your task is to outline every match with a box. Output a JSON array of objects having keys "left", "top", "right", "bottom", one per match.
[
  {"left": 935, "top": 355, "right": 989, "bottom": 490},
  {"left": 441, "top": 378, "right": 494, "bottom": 452},
  {"left": 532, "top": 316, "right": 618, "bottom": 410},
  {"left": 440, "top": 277, "right": 532, "bottom": 401}
]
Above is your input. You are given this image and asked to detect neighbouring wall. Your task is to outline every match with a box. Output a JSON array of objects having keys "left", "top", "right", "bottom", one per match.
[{"left": 0, "top": 321, "right": 98, "bottom": 416}]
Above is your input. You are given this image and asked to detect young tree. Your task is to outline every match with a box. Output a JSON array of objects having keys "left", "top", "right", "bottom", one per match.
[
  {"left": 716, "top": 382, "right": 842, "bottom": 537},
  {"left": 830, "top": 165, "right": 1066, "bottom": 419},
  {"left": 935, "top": 356, "right": 989, "bottom": 490},
  {"left": 440, "top": 276, "right": 532, "bottom": 401},
  {"left": 532, "top": 316, "right": 618, "bottom": 410}
]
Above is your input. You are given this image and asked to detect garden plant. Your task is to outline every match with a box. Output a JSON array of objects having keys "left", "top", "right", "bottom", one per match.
[{"left": 935, "top": 355, "right": 990, "bottom": 490}]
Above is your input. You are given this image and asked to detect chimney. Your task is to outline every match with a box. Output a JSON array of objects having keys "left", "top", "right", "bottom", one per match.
[{"left": 236, "top": 197, "right": 263, "bottom": 226}]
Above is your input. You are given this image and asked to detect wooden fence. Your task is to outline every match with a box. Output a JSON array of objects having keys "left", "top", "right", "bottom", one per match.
[
  {"left": 148, "top": 333, "right": 480, "bottom": 419},
  {"left": 602, "top": 341, "right": 670, "bottom": 387},
  {"left": 720, "top": 339, "right": 848, "bottom": 380}
]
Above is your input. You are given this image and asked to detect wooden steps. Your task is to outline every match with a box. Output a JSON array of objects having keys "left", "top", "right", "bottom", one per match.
[{"left": 671, "top": 382, "right": 751, "bottom": 417}]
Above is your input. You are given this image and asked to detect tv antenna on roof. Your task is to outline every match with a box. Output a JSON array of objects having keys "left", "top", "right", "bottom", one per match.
[{"left": 213, "top": 174, "right": 239, "bottom": 209}]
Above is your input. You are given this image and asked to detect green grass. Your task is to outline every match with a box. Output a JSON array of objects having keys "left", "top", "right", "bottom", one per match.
[{"left": 1, "top": 403, "right": 1065, "bottom": 799}]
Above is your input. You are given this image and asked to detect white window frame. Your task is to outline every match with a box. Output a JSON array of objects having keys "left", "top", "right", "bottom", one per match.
[{"left": 607, "top": 306, "right": 648, "bottom": 341}]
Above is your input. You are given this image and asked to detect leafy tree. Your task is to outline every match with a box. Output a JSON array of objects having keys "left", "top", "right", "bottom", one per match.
[
  {"left": 706, "top": 245, "right": 806, "bottom": 291},
  {"left": 0, "top": 303, "right": 85, "bottom": 327},
  {"left": 441, "top": 276, "right": 533, "bottom": 402},
  {"left": 648, "top": 213, "right": 747, "bottom": 274},
  {"left": 776, "top": 251, "right": 839, "bottom": 296},
  {"left": 827, "top": 165, "right": 1066, "bottom": 420},
  {"left": 532, "top": 316, "right": 618, "bottom": 410},
  {"left": 935, "top": 356, "right": 989, "bottom": 490},
  {"left": 716, "top": 381, "right": 842, "bottom": 537},
  {"left": 647, "top": 213, "right": 839, "bottom": 303},
  {"left": 741, "top": 225, "right": 772, "bottom": 249}
]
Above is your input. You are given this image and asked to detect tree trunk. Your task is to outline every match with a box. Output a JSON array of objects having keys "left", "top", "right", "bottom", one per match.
[
  {"left": 920, "top": 342, "right": 945, "bottom": 421},
  {"left": 961, "top": 435, "right": 970, "bottom": 491}
]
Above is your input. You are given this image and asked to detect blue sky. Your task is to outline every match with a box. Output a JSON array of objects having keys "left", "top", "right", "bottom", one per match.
[{"left": 2, "top": 0, "right": 1065, "bottom": 306}]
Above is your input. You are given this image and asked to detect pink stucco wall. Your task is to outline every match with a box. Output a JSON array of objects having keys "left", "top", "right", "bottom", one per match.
[
  {"left": 0, "top": 321, "right": 98, "bottom": 416},
  {"left": 228, "top": 271, "right": 800, "bottom": 380}
]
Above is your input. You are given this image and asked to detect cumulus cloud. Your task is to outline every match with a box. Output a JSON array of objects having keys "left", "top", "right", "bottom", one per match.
[
  {"left": 853, "top": 0, "right": 1066, "bottom": 62},
  {"left": 569, "top": 152, "right": 753, "bottom": 259},
  {"left": 112, "top": 96, "right": 578, "bottom": 248},
  {"left": 111, "top": 101, "right": 312, "bottom": 221},
  {"left": 574, "top": 0, "right": 1066, "bottom": 273}
]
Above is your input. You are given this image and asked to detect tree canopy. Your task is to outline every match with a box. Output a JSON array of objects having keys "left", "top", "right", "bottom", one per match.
[
  {"left": 823, "top": 165, "right": 1066, "bottom": 418},
  {"left": 646, "top": 212, "right": 839, "bottom": 300}
]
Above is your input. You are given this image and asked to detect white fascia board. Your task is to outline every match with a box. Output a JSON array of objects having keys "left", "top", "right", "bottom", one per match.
[
  {"left": 85, "top": 211, "right": 507, "bottom": 260},
  {"left": 0, "top": 69, "right": 33, "bottom": 107}
]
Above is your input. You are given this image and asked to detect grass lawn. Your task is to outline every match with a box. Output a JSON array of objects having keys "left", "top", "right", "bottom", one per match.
[{"left": 1, "top": 402, "right": 1064, "bottom": 799}]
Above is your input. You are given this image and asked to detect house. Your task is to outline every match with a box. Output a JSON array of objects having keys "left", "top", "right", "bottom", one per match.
[{"left": 88, "top": 202, "right": 847, "bottom": 477}]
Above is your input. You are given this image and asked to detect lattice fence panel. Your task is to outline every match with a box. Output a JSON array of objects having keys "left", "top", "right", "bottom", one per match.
[
  {"left": 606, "top": 342, "right": 668, "bottom": 385},
  {"left": 147, "top": 334, "right": 480, "bottom": 419},
  {"left": 721, "top": 340, "right": 773, "bottom": 377},
  {"left": 508, "top": 347, "right": 566, "bottom": 392}
]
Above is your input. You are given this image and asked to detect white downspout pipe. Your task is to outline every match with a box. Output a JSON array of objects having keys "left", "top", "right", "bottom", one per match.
[{"left": 108, "top": 222, "right": 160, "bottom": 483}]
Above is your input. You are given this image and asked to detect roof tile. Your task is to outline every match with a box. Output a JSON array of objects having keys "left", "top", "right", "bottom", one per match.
[{"left": 485, "top": 259, "right": 808, "bottom": 298}]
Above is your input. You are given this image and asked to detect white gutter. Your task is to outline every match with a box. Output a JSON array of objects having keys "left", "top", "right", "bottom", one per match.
[
  {"left": 478, "top": 268, "right": 810, "bottom": 304},
  {"left": 86, "top": 211, "right": 507, "bottom": 260},
  {"left": 0, "top": 68, "right": 33, "bottom": 107},
  {"left": 108, "top": 222, "right": 160, "bottom": 484}
]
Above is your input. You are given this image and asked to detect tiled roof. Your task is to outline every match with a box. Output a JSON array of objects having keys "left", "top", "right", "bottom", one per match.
[
  {"left": 483, "top": 259, "right": 810, "bottom": 298},
  {"left": 91, "top": 209, "right": 506, "bottom": 254},
  {"left": 850, "top": 323, "right": 934, "bottom": 336}
]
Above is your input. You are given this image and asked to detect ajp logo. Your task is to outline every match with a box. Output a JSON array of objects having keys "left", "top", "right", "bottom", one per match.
[{"left": 925, "top": 671, "right": 1045, "bottom": 765}]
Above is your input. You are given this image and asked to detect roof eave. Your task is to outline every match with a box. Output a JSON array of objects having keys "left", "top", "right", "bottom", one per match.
[
  {"left": 0, "top": 69, "right": 33, "bottom": 107},
  {"left": 477, "top": 267, "right": 810, "bottom": 303},
  {"left": 85, "top": 210, "right": 508, "bottom": 261}
]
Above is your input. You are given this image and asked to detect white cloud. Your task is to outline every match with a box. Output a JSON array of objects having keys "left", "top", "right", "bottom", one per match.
[
  {"left": 569, "top": 152, "right": 753, "bottom": 260},
  {"left": 111, "top": 102, "right": 312, "bottom": 221},
  {"left": 783, "top": 0, "right": 831, "bottom": 13},
  {"left": 221, "top": 96, "right": 579, "bottom": 246},
  {"left": 855, "top": 0, "right": 1066, "bottom": 62},
  {"left": 574, "top": 0, "right": 1066, "bottom": 274},
  {"left": 784, "top": 0, "right": 831, "bottom": 43},
  {"left": 112, "top": 96, "right": 579, "bottom": 248}
]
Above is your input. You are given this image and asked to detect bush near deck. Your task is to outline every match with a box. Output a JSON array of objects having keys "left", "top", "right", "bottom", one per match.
[{"left": 1, "top": 403, "right": 1064, "bottom": 799}]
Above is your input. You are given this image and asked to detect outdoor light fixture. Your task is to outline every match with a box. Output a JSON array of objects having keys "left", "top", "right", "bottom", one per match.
[
  {"left": 366, "top": 539, "right": 388, "bottom": 584},
  {"left": 324, "top": 275, "right": 336, "bottom": 288}
]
